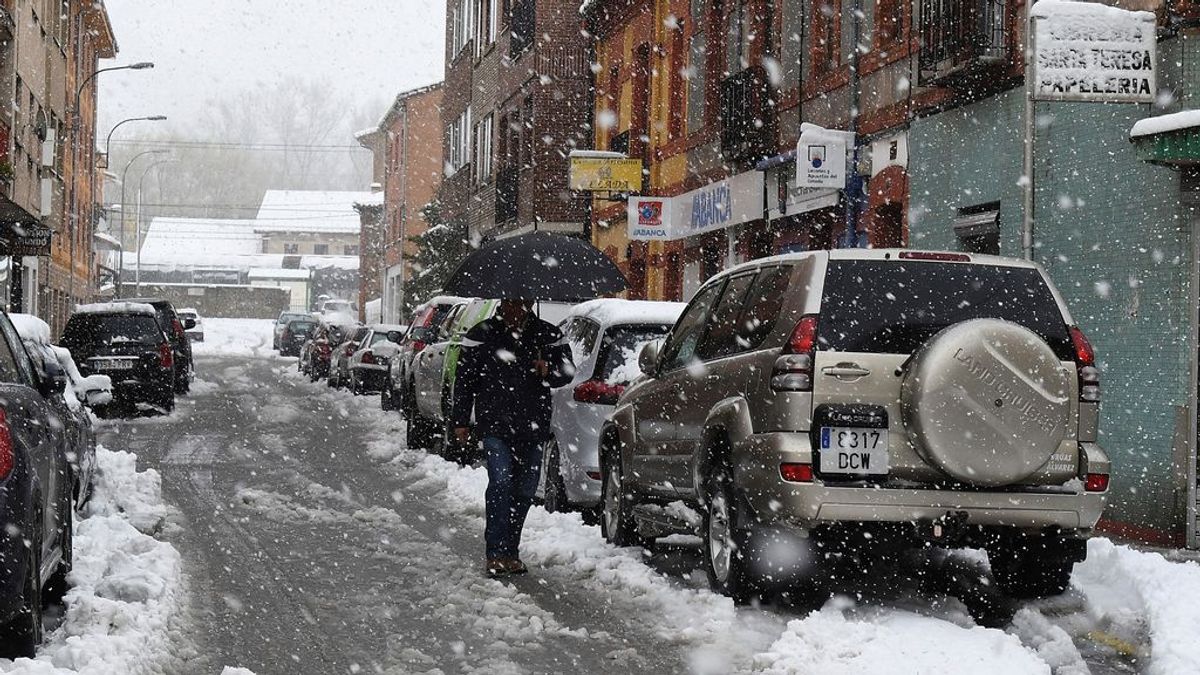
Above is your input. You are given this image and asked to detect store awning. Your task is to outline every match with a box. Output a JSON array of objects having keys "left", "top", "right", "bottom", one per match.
[
  {"left": 952, "top": 209, "right": 1000, "bottom": 239},
  {"left": 1130, "top": 110, "right": 1200, "bottom": 167}
]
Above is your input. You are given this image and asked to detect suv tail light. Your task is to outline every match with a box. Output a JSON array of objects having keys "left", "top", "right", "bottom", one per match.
[
  {"left": 411, "top": 340, "right": 427, "bottom": 354},
  {"left": 0, "top": 409, "right": 12, "bottom": 480},
  {"left": 780, "top": 462, "right": 813, "bottom": 483},
  {"left": 172, "top": 318, "right": 185, "bottom": 338},
  {"left": 772, "top": 315, "right": 819, "bottom": 392},
  {"left": 573, "top": 379, "right": 626, "bottom": 405},
  {"left": 158, "top": 342, "right": 174, "bottom": 369},
  {"left": 362, "top": 351, "right": 376, "bottom": 365},
  {"left": 282, "top": 328, "right": 291, "bottom": 342},
  {"left": 344, "top": 344, "right": 356, "bottom": 357},
  {"left": 1084, "top": 472, "right": 1109, "bottom": 492},
  {"left": 317, "top": 342, "right": 331, "bottom": 357},
  {"left": 1070, "top": 326, "right": 1100, "bottom": 402}
]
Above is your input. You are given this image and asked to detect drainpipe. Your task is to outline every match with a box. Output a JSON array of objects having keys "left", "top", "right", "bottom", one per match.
[
  {"left": 1022, "top": 0, "right": 1035, "bottom": 261},
  {"left": 845, "top": 0, "right": 862, "bottom": 248}
]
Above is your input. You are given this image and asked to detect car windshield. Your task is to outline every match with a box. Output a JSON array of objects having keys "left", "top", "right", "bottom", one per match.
[
  {"left": 64, "top": 315, "right": 162, "bottom": 345},
  {"left": 288, "top": 321, "right": 315, "bottom": 334}
]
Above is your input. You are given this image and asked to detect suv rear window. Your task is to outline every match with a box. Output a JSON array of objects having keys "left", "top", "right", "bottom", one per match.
[
  {"left": 64, "top": 315, "right": 164, "bottom": 346},
  {"left": 819, "top": 261, "right": 1073, "bottom": 359},
  {"left": 596, "top": 324, "right": 673, "bottom": 383}
]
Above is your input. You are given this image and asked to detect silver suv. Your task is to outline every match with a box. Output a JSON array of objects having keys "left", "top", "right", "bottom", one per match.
[{"left": 601, "top": 250, "right": 1110, "bottom": 603}]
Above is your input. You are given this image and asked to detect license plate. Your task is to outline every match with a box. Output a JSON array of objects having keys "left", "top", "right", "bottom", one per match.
[
  {"left": 819, "top": 427, "right": 889, "bottom": 475},
  {"left": 94, "top": 359, "right": 134, "bottom": 371}
]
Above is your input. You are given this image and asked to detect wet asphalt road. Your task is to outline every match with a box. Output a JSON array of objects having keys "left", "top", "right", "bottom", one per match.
[{"left": 97, "top": 348, "right": 696, "bottom": 675}]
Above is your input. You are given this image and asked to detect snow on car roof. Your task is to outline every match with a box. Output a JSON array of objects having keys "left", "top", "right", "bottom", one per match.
[
  {"left": 566, "top": 299, "right": 686, "bottom": 327},
  {"left": 74, "top": 302, "right": 157, "bottom": 317},
  {"left": 10, "top": 313, "right": 51, "bottom": 344},
  {"left": 370, "top": 324, "right": 407, "bottom": 333}
]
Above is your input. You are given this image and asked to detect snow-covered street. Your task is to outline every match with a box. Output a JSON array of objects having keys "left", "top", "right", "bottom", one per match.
[{"left": 0, "top": 318, "right": 1186, "bottom": 674}]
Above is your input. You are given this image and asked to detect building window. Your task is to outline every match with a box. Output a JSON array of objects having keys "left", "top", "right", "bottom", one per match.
[
  {"left": 448, "top": 107, "right": 473, "bottom": 175},
  {"left": 283, "top": 243, "right": 299, "bottom": 254},
  {"left": 510, "top": 0, "right": 535, "bottom": 57},
  {"left": 313, "top": 244, "right": 329, "bottom": 255},
  {"left": 686, "top": 14, "right": 708, "bottom": 134},
  {"left": 725, "top": 0, "right": 752, "bottom": 76},
  {"left": 344, "top": 245, "right": 360, "bottom": 256},
  {"left": 474, "top": 113, "right": 494, "bottom": 184},
  {"left": 475, "top": 0, "right": 497, "bottom": 57},
  {"left": 841, "top": 0, "right": 875, "bottom": 63},
  {"left": 451, "top": 0, "right": 474, "bottom": 56},
  {"left": 781, "top": 0, "right": 807, "bottom": 91}
]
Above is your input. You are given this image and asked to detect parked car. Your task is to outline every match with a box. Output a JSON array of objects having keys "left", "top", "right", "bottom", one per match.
[
  {"left": 122, "top": 297, "right": 194, "bottom": 395},
  {"left": 61, "top": 302, "right": 177, "bottom": 414},
  {"left": 178, "top": 307, "right": 205, "bottom": 342},
  {"left": 347, "top": 324, "right": 406, "bottom": 394},
  {"left": 409, "top": 298, "right": 496, "bottom": 457},
  {"left": 0, "top": 310, "right": 85, "bottom": 658},
  {"left": 602, "top": 250, "right": 1110, "bottom": 604},
  {"left": 382, "top": 296, "right": 465, "bottom": 413},
  {"left": 10, "top": 313, "right": 111, "bottom": 511},
  {"left": 306, "top": 321, "right": 354, "bottom": 382},
  {"left": 537, "top": 299, "right": 685, "bottom": 521},
  {"left": 279, "top": 317, "right": 317, "bottom": 357},
  {"left": 274, "top": 311, "right": 311, "bottom": 351},
  {"left": 329, "top": 326, "right": 370, "bottom": 389}
]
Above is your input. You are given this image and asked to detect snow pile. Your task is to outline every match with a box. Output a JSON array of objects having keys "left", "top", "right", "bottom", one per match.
[
  {"left": 750, "top": 604, "right": 1050, "bottom": 674},
  {"left": 1073, "top": 538, "right": 1200, "bottom": 674},
  {"left": 1130, "top": 110, "right": 1200, "bottom": 138},
  {"left": 0, "top": 446, "right": 186, "bottom": 674},
  {"left": 190, "top": 318, "right": 275, "bottom": 358},
  {"left": 71, "top": 303, "right": 155, "bottom": 317},
  {"left": 565, "top": 298, "right": 685, "bottom": 328},
  {"left": 9, "top": 314, "right": 51, "bottom": 345}
]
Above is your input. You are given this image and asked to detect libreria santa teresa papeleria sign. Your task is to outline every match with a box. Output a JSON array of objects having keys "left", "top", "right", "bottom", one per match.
[{"left": 1031, "top": 0, "right": 1157, "bottom": 103}]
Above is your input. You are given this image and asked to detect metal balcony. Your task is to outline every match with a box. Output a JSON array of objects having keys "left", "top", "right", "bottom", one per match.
[
  {"left": 918, "top": 0, "right": 1008, "bottom": 86},
  {"left": 719, "top": 65, "right": 776, "bottom": 164}
]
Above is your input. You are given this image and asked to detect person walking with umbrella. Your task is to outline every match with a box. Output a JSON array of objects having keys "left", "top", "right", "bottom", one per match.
[
  {"left": 441, "top": 231, "right": 627, "bottom": 576},
  {"left": 451, "top": 299, "right": 573, "bottom": 575}
]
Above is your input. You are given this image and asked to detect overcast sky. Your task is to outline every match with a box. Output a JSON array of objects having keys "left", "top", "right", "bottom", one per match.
[{"left": 98, "top": 1, "right": 446, "bottom": 140}]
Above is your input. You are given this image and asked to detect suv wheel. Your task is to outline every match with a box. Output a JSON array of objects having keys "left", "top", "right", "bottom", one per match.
[
  {"left": 543, "top": 443, "right": 569, "bottom": 515},
  {"left": 381, "top": 379, "right": 395, "bottom": 411},
  {"left": 704, "top": 464, "right": 760, "bottom": 604},
  {"left": 988, "top": 541, "right": 1077, "bottom": 599},
  {"left": 600, "top": 444, "right": 648, "bottom": 548},
  {"left": 0, "top": 513, "right": 43, "bottom": 658}
]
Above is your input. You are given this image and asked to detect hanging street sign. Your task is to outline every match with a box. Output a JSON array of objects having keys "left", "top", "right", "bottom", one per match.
[
  {"left": 627, "top": 196, "right": 674, "bottom": 241},
  {"left": 796, "top": 123, "right": 852, "bottom": 189},
  {"left": 568, "top": 151, "right": 643, "bottom": 192},
  {"left": 1031, "top": 0, "right": 1157, "bottom": 103}
]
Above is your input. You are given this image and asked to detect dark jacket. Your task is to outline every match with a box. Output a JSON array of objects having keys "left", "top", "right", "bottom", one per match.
[{"left": 451, "top": 316, "right": 573, "bottom": 442}]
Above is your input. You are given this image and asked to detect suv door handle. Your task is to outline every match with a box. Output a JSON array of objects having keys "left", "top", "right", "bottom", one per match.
[{"left": 821, "top": 363, "right": 871, "bottom": 380}]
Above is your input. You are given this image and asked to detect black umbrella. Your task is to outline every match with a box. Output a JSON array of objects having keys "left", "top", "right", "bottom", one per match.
[{"left": 441, "top": 231, "right": 627, "bottom": 301}]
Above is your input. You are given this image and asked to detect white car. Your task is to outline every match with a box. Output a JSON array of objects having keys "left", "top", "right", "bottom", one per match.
[
  {"left": 347, "top": 324, "right": 407, "bottom": 394},
  {"left": 538, "top": 299, "right": 685, "bottom": 520},
  {"left": 178, "top": 307, "right": 204, "bottom": 342}
]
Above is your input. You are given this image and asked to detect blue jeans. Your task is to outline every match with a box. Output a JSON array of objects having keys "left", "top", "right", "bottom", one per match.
[{"left": 483, "top": 436, "right": 542, "bottom": 560}]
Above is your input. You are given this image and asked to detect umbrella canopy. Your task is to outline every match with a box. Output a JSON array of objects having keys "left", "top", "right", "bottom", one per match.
[{"left": 442, "top": 231, "right": 627, "bottom": 301}]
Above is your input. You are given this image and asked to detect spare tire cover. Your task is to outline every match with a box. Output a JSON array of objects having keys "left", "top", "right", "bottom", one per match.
[{"left": 901, "top": 319, "right": 1071, "bottom": 487}]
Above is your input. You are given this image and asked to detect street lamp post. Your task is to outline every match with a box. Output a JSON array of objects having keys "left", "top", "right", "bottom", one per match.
[
  {"left": 134, "top": 159, "right": 175, "bottom": 295},
  {"left": 118, "top": 150, "right": 168, "bottom": 296},
  {"left": 66, "top": 61, "right": 154, "bottom": 304},
  {"left": 104, "top": 115, "right": 166, "bottom": 164}
]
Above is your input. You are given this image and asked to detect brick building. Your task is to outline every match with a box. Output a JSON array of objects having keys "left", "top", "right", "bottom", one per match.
[
  {"left": 0, "top": 0, "right": 116, "bottom": 332},
  {"left": 438, "top": 0, "right": 592, "bottom": 245},
  {"left": 357, "top": 83, "right": 445, "bottom": 323}
]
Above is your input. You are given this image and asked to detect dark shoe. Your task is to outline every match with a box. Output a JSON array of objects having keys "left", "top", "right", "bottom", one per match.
[
  {"left": 486, "top": 559, "right": 509, "bottom": 576},
  {"left": 505, "top": 559, "right": 529, "bottom": 575}
]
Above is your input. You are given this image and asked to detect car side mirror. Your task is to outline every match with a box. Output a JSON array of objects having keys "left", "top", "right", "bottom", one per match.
[
  {"left": 84, "top": 389, "right": 113, "bottom": 407},
  {"left": 639, "top": 339, "right": 663, "bottom": 377},
  {"left": 40, "top": 361, "right": 67, "bottom": 398},
  {"left": 183, "top": 317, "right": 197, "bottom": 330}
]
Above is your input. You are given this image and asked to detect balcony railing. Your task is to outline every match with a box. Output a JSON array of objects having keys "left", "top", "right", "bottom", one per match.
[
  {"left": 719, "top": 65, "right": 775, "bottom": 163},
  {"left": 918, "top": 0, "right": 1008, "bottom": 86},
  {"left": 495, "top": 165, "right": 519, "bottom": 224}
]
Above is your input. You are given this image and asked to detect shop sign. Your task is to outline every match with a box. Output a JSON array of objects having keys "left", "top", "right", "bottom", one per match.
[
  {"left": 568, "top": 154, "right": 643, "bottom": 192},
  {"left": 797, "top": 124, "right": 852, "bottom": 189},
  {"left": 677, "top": 171, "right": 765, "bottom": 238},
  {"left": 1032, "top": 2, "right": 1156, "bottom": 103},
  {"left": 2, "top": 223, "right": 52, "bottom": 257},
  {"left": 627, "top": 196, "right": 673, "bottom": 241}
]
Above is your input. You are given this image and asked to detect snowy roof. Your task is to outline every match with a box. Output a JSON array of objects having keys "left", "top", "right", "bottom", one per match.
[
  {"left": 139, "top": 218, "right": 261, "bottom": 267},
  {"left": 74, "top": 302, "right": 156, "bottom": 316},
  {"left": 93, "top": 230, "right": 123, "bottom": 250},
  {"left": 567, "top": 299, "right": 686, "bottom": 327},
  {"left": 249, "top": 268, "right": 311, "bottom": 280},
  {"left": 10, "top": 313, "right": 51, "bottom": 344},
  {"left": 253, "top": 190, "right": 373, "bottom": 234},
  {"left": 1031, "top": 0, "right": 1155, "bottom": 22},
  {"left": 300, "top": 255, "right": 359, "bottom": 270},
  {"left": 356, "top": 192, "right": 385, "bottom": 207},
  {"left": 370, "top": 323, "right": 408, "bottom": 333},
  {"left": 1130, "top": 110, "right": 1200, "bottom": 138}
]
